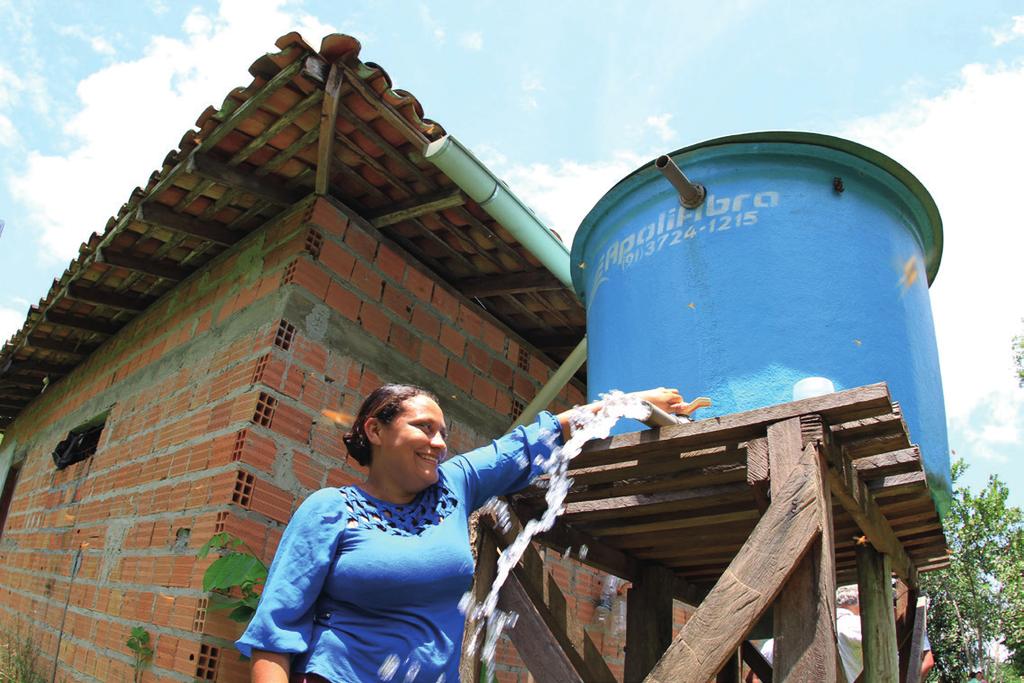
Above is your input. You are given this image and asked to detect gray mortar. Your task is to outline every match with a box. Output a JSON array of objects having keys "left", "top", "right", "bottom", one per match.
[
  {"left": 304, "top": 302, "right": 330, "bottom": 342},
  {"left": 271, "top": 447, "right": 300, "bottom": 492},
  {"left": 98, "top": 518, "right": 131, "bottom": 585},
  {"left": 283, "top": 289, "right": 509, "bottom": 440}
]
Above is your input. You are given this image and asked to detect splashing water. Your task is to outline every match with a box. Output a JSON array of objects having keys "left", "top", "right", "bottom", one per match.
[
  {"left": 460, "top": 390, "right": 652, "bottom": 667},
  {"left": 378, "top": 654, "right": 400, "bottom": 681}
]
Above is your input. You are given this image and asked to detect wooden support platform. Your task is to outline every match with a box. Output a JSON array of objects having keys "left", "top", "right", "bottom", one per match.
[{"left": 475, "top": 383, "right": 947, "bottom": 683}]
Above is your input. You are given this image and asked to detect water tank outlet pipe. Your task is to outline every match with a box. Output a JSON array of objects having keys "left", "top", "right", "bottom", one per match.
[{"left": 656, "top": 155, "right": 706, "bottom": 209}]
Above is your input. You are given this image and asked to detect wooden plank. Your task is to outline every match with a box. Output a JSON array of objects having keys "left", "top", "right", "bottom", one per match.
[
  {"left": 625, "top": 563, "right": 676, "bottom": 681},
  {"left": 66, "top": 284, "right": 154, "bottom": 312},
  {"left": 903, "top": 597, "right": 928, "bottom": 683},
  {"left": 869, "top": 471, "right": 927, "bottom": 498},
  {"left": 369, "top": 190, "right": 466, "bottom": 228},
  {"left": 831, "top": 409, "right": 905, "bottom": 441},
  {"left": 557, "top": 482, "right": 752, "bottom": 523},
  {"left": 843, "top": 432, "right": 912, "bottom": 460},
  {"left": 458, "top": 270, "right": 565, "bottom": 298},
  {"left": 96, "top": 249, "right": 191, "bottom": 281},
  {"left": 585, "top": 508, "right": 760, "bottom": 537},
  {"left": 551, "top": 463, "right": 750, "bottom": 505},
  {"left": 856, "top": 544, "right": 900, "bottom": 683},
  {"left": 746, "top": 436, "right": 770, "bottom": 513},
  {"left": 569, "top": 446, "right": 744, "bottom": 483},
  {"left": 230, "top": 90, "right": 323, "bottom": 166},
  {"left": 741, "top": 641, "right": 773, "bottom": 683},
  {"left": 580, "top": 384, "right": 893, "bottom": 465},
  {"left": 498, "top": 573, "right": 585, "bottom": 683},
  {"left": 1, "top": 359, "right": 73, "bottom": 377},
  {"left": 187, "top": 152, "right": 302, "bottom": 205},
  {"left": 826, "top": 426, "right": 919, "bottom": 586},
  {"left": 135, "top": 203, "right": 239, "bottom": 246},
  {"left": 44, "top": 311, "right": 119, "bottom": 336},
  {"left": 463, "top": 527, "right": 498, "bottom": 683},
  {"left": 769, "top": 417, "right": 837, "bottom": 682},
  {"left": 24, "top": 336, "right": 92, "bottom": 355},
  {"left": 523, "top": 513, "right": 640, "bottom": 581},
  {"left": 643, "top": 466, "right": 822, "bottom": 682},
  {"left": 315, "top": 61, "right": 344, "bottom": 195},
  {"left": 855, "top": 447, "right": 921, "bottom": 479}
]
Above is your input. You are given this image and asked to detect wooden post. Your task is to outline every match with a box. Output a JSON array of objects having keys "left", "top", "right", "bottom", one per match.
[
  {"left": 903, "top": 597, "right": 928, "bottom": 683},
  {"left": 462, "top": 527, "right": 499, "bottom": 683},
  {"left": 315, "top": 61, "right": 344, "bottom": 195},
  {"left": 856, "top": 544, "right": 899, "bottom": 683},
  {"left": 768, "top": 417, "right": 838, "bottom": 681},
  {"left": 625, "top": 563, "right": 675, "bottom": 682}
]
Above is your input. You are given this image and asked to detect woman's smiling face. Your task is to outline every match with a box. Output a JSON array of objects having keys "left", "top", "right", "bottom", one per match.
[{"left": 365, "top": 393, "right": 448, "bottom": 500}]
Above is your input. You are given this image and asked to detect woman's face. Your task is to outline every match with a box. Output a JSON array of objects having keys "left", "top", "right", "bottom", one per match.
[{"left": 366, "top": 394, "right": 448, "bottom": 495}]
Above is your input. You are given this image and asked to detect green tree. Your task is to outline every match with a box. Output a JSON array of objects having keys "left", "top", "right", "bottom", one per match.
[
  {"left": 1014, "top": 326, "right": 1024, "bottom": 387},
  {"left": 923, "top": 460, "right": 1024, "bottom": 682}
]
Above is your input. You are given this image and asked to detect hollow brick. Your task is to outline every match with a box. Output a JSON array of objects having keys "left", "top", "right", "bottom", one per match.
[
  {"left": 358, "top": 302, "right": 391, "bottom": 342},
  {"left": 325, "top": 279, "right": 360, "bottom": 321},
  {"left": 319, "top": 240, "right": 356, "bottom": 279}
]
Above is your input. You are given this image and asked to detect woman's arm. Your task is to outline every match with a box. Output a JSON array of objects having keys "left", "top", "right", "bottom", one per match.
[
  {"left": 553, "top": 387, "right": 693, "bottom": 441},
  {"left": 251, "top": 650, "right": 290, "bottom": 683}
]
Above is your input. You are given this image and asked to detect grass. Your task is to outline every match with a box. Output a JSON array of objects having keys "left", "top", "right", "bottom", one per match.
[{"left": 0, "top": 626, "right": 47, "bottom": 683}]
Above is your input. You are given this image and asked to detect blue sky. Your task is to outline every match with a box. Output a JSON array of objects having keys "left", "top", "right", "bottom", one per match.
[{"left": 0, "top": 0, "right": 1022, "bottom": 506}]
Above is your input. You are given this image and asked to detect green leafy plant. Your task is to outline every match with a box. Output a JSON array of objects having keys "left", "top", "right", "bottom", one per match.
[
  {"left": 126, "top": 626, "right": 154, "bottom": 683},
  {"left": 198, "top": 532, "right": 268, "bottom": 623}
]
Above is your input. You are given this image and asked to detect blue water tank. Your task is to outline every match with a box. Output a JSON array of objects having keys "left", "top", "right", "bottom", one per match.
[{"left": 571, "top": 132, "right": 950, "bottom": 513}]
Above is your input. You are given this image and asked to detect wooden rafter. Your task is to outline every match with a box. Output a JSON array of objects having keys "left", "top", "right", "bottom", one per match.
[
  {"left": 135, "top": 202, "right": 239, "bottom": 246},
  {"left": 315, "top": 61, "right": 344, "bottom": 195},
  {"left": 66, "top": 284, "right": 155, "bottom": 312},
  {"left": 187, "top": 152, "right": 302, "bottom": 205},
  {"left": 458, "top": 270, "right": 564, "bottom": 298},
  {"left": 368, "top": 190, "right": 466, "bottom": 229},
  {"left": 97, "top": 249, "right": 191, "bottom": 281},
  {"left": 24, "top": 336, "right": 92, "bottom": 355},
  {"left": 44, "top": 311, "right": 120, "bottom": 336}
]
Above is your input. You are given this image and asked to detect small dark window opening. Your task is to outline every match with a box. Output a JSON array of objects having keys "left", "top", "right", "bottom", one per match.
[
  {"left": 52, "top": 413, "right": 108, "bottom": 470},
  {"left": 0, "top": 464, "right": 21, "bottom": 539}
]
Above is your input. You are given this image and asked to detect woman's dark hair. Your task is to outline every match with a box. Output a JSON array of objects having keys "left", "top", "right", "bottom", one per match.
[{"left": 342, "top": 384, "right": 438, "bottom": 466}]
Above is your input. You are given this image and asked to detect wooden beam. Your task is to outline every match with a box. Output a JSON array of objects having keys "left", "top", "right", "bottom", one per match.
[
  {"left": 855, "top": 447, "right": 921, "bottom": 479},
  {"left": 741, "top": 641, "right": 773, "bottom": 683},
  {"left": 230, "top": 90, "right": 323, "bottom": 166},
  {"left": 903, "top": 597, "right": 929, "bottom": 683},
  {"left": 187, "top": 152, "right": 302, "bottom": 205},
  {"left": 499, "top": 572, "right": 585, "bottom": 683},
  {"left": 487, "top": 514, "right": 617, "bottom": 683},
  {"left": 869, "top": 471, "right": 927, "bottom": 497},
  {"left": 625, "top": 563, "right": 676, "bottom": 682},
  {"left": 456, "top": 270, "right": 565, "bottom": 299},
  {"left": 463, "top": 528, "right": 498, "bottom": 683},
  {"left": 44, "top": 311, "right": 120, "bottom": 336},
  {"left": 2, "top": 359, "right": 74, "bottom": 376},
  {"left": 369, "top": 190, "right": 467, "bottom": 229},
  {"left": 824, "top": 424, "right": 918, "bottom": 586},
  {"left": 66, "top": 284, "right": 155, "bottom": 312},
  {"left": 556, "top": 482, "right": 752, "bottom": 523},
  {"left": 97, "top": 249, "right": 191, "bottom": 281},
  {"left": 135, "top": 203, "right": 239, "bottom": 246},
  {"left": 769, "top": 417, "right": 837, "bottom": 682},
  {"left": 339, "top": 62, "right": 432, "bottom": 148},
  {"left": 582, "top": 383, "right": 894, "bottom": 466},
  {"left": 856, "top": 544, "right": 900, "bottom": 683},
  {"left": 746, "top": 436, "right": 770, "bottom": 513},
  {"left": 643, "top": 465, "right": 821, "bottom": 682},
  {"left": 24, "top": 336, "right": 92, "bottom": 355},
  {"left": 315, "top": 61, "right": 344, "bottom": 195}
]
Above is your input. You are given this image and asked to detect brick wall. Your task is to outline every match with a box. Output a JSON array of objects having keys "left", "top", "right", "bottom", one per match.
[{"left": 0, "top": 194, "right": 640, "bottom": 683}]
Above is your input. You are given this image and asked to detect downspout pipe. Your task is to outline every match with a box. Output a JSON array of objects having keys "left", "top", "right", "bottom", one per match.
[
  {"left": 509, "top": 336, "right": 588, "bottom": 430},
  {"left": 424, "top": 135, "right": 573, "bottom": 288}
]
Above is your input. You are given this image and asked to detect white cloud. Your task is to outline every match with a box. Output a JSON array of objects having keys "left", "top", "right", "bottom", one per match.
[
  {"left": 418, "top": 4, "right": 445, "bottom": 44},
  {"left": 0, "top": 305, "right": 25, "bottom": 347},
  {"left": 838, "top": 59, "right": 1024, "bottom": 466},
  {"left": 0, "top": 114, "right": 17, "bottom": 147},
  {"left": 459, "top": 31, "right": 483, "bottom": 51},
  {"left": 0, "top": 63, "right": 25, "bottom": 109},
  {"left": 8, "top": 0, "right": 336, "bottom": 263},
  {"left": 990, "top": 15, "right": 1024, "bottom": 46},
  {"left": 56, "top": 25, "right": 117, "bottom": 56},
  {"left": 644, "top": 113, "right": 677, "bottom": 143}
]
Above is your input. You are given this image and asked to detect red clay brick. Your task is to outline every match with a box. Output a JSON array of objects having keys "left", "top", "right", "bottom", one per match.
[
  {"left": 325, "top": 280, "right": 360, "bottom": 321},
  {"left": 350, "top": 261, "right": 383, "bottom": 301},
  {"left": 285, "top": 257, "right": 331, "bottom": 300},
  {"left": 310, "top": 198, "right": 350, "bottom": 237},
  {"left": 430, "top": 285, "right": 459, "bottom": 321},
  {"left": 410, "top": 306, "right": 441, "bottom": 340},
  {"left": 439, "top": 325, "right": 465, "bottom": 356},
  {"left": 375, "top": 243, "right": 406, "bottom": 282},
  {"left": 471, "top": 375, "right": 498, "bottom": 408},
  {"left": 490, "top": 358, "right": 514, "bottom": 386},
  {"left": 358, "top": 302, "right": 391, "bottom": 341},
  {"left": 466, "top": 343, "right": 490, "bottom": 373},
  {"left": 319, "top": 240, "right": 356, "bottom": 279},
  {"left": 513, "top": 373, "right": 534, "bottom": 400},
  {"left": 344, "top": 224, "right": 378, "bottom": 261},
  {"left": 481, "top": 322, "right": 506, "bottom": 355},
  {"left": 419, "top": 342, "right": 448, "bottom": 377},
  {"left": 382, "top": 284, "right": 414, "bottom": 321},
  {"left": 388, "top": 324, "right": 421, "bottom": 359},
  {"left": 456, "top": 304, "right": 485, "bottom": 339},
  {"left": 446, "top": 361, "right": 473, "bottom": 393},
  {"left": 249, "top": 478, "right": 295, "bottom": 524},
  {"left": 291, "top": 450, "right": 323, "bottom": 490},
  {"left": 294, "top": 337, "right": 329, "bottom": 374},
  {"left": 404, "top": 266, "right": 433, "bottom": 302}
]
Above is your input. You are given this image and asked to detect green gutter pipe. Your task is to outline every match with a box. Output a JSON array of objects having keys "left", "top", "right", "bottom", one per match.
[
  {"left": 424, "top": 136, "right": 574, "bottom": 288},
  {"left": 509, "top": 336, "right": 588, "bottom": 430},
  {"left": 423, "top": 135, "right": 586, "bottom": 428}
]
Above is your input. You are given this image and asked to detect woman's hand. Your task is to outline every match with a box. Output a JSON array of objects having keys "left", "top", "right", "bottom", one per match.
[{"left": 633, "top": 387, "right": 687, "bottom": 415}]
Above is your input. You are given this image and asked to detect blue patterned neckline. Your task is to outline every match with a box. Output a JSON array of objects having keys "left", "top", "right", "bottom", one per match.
[{"left": 339, "top": 477, "right": 458, "bottom": 537}]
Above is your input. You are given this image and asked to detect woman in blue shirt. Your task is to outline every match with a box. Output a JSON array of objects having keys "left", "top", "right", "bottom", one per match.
[{"left": 237, "top": 383, "right": 688, "bottom": 683}]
